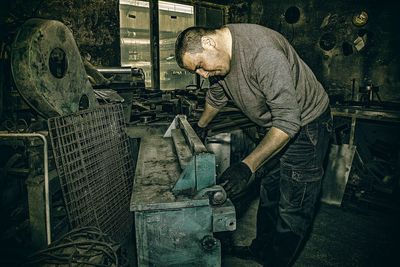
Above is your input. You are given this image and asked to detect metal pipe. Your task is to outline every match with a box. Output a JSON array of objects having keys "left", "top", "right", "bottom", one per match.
[
  {"left": 0, "top": 131, "right": 51, "bottom": 245},
  {"left": 149, "top": 0, "right": 160, "bottom": 90},
  {"left": 96, "top": 67, "right": 132, "bottom": 74}
]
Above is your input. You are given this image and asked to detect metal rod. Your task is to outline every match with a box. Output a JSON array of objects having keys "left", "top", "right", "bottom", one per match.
[
  {"left": 349, "top": 116, "right": 357, "bottom": 147},
  {"left": 0, "top": 131, "right": 51, "bottom": 245},
  {"left": 96, "top": 67, "right": 132, "bottom": 74},
  {"left": 149, "top": 0, "right": 160, "bottom": 90}
]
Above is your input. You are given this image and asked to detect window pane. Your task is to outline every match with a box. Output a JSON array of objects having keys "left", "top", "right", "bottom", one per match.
[
  {"left": 159, "top": 2, "right": 195, "bottom": 90},
  {"left": 119, "top": 0, "right": 195, "bottom": 89},
  {"left": 120, "top": 0, "right": 152, "bottom": 87}
]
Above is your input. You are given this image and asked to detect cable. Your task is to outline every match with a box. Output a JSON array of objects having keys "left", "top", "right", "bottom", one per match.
[{"left": 23, "top": 227, "right": 128, "bottom": 266}]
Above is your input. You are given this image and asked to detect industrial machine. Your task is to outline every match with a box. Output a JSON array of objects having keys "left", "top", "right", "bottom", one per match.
[
  {"left": 1, "top": 18, "right": 141, "bottom": 253},
  {"left": 1, "top": 18, "right": 101, "bottom": 251},
  {"left": 11, "top": 18, "right": 98, "bottom": 118},
  {"left": 130, "top": 115, "right": 236, "bottom": 266}
]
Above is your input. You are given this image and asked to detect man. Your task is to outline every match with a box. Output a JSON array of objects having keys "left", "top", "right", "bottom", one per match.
[{"left": 175, "top": 24, "right": 332, "bottom": 267}]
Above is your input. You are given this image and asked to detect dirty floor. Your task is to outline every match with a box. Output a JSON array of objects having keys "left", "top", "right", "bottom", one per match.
[{"left": 222, "top": 199, "right": 399, "bottom": 267}]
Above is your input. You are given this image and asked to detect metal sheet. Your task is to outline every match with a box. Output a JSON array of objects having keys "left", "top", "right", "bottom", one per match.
[
  {"left": 206, "top": 133, "right": 231, "bottom": 177},
  {"left": 130, "top": 134, "right": 181, "bottom": 211},
  {"left": 321, "top": 144, "right": 356, "bottom": 206}
]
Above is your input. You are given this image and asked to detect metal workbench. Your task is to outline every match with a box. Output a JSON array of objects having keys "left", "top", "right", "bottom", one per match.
[{"left": 331, "top": 105, "right": 400, "bottom": 146}]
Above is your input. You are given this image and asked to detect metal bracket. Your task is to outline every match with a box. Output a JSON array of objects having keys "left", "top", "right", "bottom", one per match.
[{"left": 172, "top": 153, "right": 216, "bottom": 195}]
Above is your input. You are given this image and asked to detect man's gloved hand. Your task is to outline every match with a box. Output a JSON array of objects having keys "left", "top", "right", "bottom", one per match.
[
  {"left": 192, "top": 123, "right": 208, "bottom": 142},
  {"left": 220, "top": 162, "right": 253, "bottom": 198}
]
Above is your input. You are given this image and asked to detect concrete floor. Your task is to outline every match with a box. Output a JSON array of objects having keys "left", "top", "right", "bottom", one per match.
[
  {"left": 222, "top": 198, "right": 399, "bottom": 267},
  {"left": 3, "top": 197, "right": 396, "bottom": 266},
  {"left": 222, "top": 198, "right": 261, "bottom": 267}
]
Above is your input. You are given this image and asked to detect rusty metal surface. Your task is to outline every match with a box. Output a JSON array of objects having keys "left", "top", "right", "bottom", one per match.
[
  {"left": 11, "top": 18, "right": 98, "bottom": 118},
  {"left": 48, "top": 104, "right": 133, "bottom": 242},
  {"left": 130, "top": 133, "right": 180, "bottom": 208}
]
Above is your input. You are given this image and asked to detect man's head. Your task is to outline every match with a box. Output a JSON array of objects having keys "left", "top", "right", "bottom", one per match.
[{"left": 175, "top": 26, "right": 231, "bottom": 78}]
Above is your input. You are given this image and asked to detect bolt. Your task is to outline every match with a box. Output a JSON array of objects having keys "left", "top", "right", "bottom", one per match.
[{"left": 201, "top": 235, "right": 217, "bottom": 251}]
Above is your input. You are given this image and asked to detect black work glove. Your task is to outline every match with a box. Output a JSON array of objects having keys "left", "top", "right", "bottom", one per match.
[
  {"left": 192, "top": 123, "right": 208, "bottom": 143},
  {"left": 219, "top": 162, "right": 253, "bottom": 198}
]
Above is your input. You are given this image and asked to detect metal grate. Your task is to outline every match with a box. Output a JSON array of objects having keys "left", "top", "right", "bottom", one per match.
[{"left": 48, "top": 104, "right": 134, "bottom": 242}]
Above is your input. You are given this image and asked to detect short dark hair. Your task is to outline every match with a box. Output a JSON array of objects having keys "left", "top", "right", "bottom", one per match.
[{"left": 175, "top": 26, "right": 217, "bottom": 68}]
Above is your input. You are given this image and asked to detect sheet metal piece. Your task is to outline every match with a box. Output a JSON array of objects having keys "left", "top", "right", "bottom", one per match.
[
  {"left": 206, "top": 133, "right": 231, "bottom": 177},
  {"left": 11, "top": 18, "right": 97, "bottom": 118},
  {"left": 321, "top": 144, "right": 356, "bottom": 206},
  {"left": 48, "top": 104, "right": 133, "bottom": 242}
]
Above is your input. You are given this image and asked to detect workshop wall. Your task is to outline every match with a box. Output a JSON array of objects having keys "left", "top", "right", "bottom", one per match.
[
  {"left": 229, "top": 0, "right": 400, "bottom": 103},
  {"left": 2, "top": 0, "right": 399, "bottom": 102},
  {"left": 1, "top": 0, "right": 120, "bottom": 66}
]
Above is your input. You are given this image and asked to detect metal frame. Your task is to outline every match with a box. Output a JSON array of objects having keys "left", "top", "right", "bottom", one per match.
[
  {"left": 48, "top": 104, "right": 134, "bottom": 242},
  {"left": 0, "top": 131, "right": 51, "bottom": 245}
]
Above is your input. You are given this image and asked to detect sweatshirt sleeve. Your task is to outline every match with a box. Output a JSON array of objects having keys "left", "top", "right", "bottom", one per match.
[
  {"left": 205, "top": 77, "right": 229, "bottom": 109},
  {"left": 254, "top": 48, "right": 301, "bottom": 138}
]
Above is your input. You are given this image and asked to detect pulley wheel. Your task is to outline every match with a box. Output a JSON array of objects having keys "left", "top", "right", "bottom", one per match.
[{"left": 11, "top": 19, "right": 98, "bottom": 118}]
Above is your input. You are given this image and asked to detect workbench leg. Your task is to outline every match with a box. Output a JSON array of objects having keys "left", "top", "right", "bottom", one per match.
[{"left": 26, "top": 174, "right": 47, "bottom": 249}]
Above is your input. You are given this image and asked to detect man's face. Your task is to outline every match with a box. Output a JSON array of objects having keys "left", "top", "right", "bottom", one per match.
[{"left": 182, "top": 46, "right": 231, "bottom": 79}]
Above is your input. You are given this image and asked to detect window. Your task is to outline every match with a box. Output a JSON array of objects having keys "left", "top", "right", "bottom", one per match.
[{"left": 120, "top": 0, "right": 195, "bottom": 89}]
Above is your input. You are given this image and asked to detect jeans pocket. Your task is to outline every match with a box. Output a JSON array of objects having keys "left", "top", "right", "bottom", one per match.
[
  {"left": 280, "top": 167, "right": 323, "bottom": 208},
  {"left": 305, "top": 121, "right": 318, "bottom": 146},
  {"left": 280, "top": 177, "right": 307, "bottom": 207}
]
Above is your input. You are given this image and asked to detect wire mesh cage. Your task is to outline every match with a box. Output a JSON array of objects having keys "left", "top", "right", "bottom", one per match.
[{"left": 48, "top": 104, "right": 134, "bottom": 242}]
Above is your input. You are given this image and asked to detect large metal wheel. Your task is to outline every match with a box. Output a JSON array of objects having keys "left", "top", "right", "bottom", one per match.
[{"left": 11, "top": 19, "right": 98, "bottom": 118}]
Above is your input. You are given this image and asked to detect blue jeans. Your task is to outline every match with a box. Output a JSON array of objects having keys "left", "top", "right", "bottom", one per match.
[{"left": 251, "top": 107, "right": 332, "bottom": 266}]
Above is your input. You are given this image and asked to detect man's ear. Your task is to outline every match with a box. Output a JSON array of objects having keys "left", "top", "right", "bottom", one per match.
[{"left": 201, "top": 36, "right": 215, "bottom": 49}]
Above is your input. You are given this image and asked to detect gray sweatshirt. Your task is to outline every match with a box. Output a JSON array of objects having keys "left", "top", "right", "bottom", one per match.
[{"left": 206, "top": 24, "right": 329, "bottom": 138}]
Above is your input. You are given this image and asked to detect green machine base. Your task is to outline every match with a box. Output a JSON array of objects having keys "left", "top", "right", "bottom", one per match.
[{"left": 130, "top": 116, "right": 236, "bottom": 266}]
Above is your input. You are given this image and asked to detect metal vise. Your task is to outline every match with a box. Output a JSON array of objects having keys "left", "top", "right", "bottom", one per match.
[{"left": 130, "top": 115, "right": 236, "bottom": 267}]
